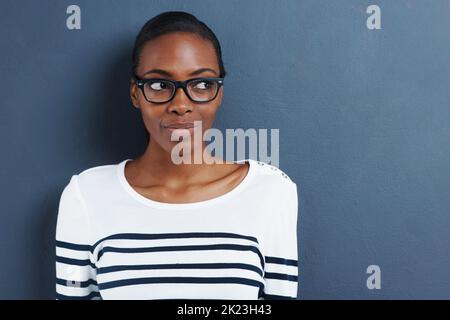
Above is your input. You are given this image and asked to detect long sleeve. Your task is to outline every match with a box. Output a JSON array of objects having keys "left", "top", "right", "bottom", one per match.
[
  {"left": 260, "top": 182, "right": 299, "bottom": 300},
  {"left": 55, "top": 175, "right": 100, "bottom": 300}
]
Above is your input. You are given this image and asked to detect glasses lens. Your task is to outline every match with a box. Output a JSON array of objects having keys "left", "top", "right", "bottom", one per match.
[
  {"left": 143, "top": 80, "right": 175, "bottom": 103},
  {"left": 187, "top": 79, "right": 219, "bottom": 102}
]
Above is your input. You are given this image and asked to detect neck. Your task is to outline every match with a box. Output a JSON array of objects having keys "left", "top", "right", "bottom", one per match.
[{"left": 133, "top": 137, "right": 221, "bottom": 182}]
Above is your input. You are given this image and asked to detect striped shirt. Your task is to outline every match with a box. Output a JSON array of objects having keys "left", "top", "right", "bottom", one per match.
[{"left": 55, "top": 158, "right": 299, "bottom": 300}]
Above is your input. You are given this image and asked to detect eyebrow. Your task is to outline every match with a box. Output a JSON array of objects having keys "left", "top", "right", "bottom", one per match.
[{"left": 143, "top": 68, "right": 219, "bottom": 77}]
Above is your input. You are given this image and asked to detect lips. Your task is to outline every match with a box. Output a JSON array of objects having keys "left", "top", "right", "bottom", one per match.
[
  {"left": 163, "top": 121, "right": 200, "bottom": 129},
  {"left": 163, "top": 121, "right": 201, "bottom": 130}
]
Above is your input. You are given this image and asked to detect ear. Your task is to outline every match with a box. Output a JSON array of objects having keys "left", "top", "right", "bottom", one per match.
[
  {"left": 130, "top": 80, "right": 140, "bottom": 109},
  {"left": 216, "top": 86, "right": 224, "bottom": 106}
]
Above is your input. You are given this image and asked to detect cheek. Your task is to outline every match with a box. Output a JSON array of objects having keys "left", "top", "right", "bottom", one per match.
[
  {"left": 140, "top": 106, "right": 163, "bottom": 135},
  {"left": 198, "top": 104, "right": 220, "bottom": 129},
  {"left": 140, "top": 106, "right": 181, "bottom": 150}
]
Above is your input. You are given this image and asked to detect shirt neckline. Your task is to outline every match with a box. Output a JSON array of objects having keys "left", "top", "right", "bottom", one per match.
[{"left": 117, "top": 158, "right": 256, "bottom": 210}]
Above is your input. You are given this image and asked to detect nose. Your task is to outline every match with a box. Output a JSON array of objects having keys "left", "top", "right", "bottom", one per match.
[{"left": 167, "top": 87, "right": 193, "bottom": 115}]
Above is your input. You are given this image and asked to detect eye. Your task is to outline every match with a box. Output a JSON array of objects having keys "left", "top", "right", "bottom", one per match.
[
  {"left": 149, "top": 81, "right": 168, "bottom": 91},
  {"left": 193, "top": 80, "right": 212, "bottom": 90}
]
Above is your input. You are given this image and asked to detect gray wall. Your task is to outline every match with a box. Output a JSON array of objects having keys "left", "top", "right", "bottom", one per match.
[{"left": 0, "top": 0, "right": 449, "bottom": 299}]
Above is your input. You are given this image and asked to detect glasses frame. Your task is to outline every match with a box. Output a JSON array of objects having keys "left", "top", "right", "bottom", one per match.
[{"left": 132, "top": 74, "right": 224, "bottom": 104}]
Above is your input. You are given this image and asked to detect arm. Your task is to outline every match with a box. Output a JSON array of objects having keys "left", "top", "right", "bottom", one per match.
[
  {"left": 55, "top": 175, "right": 100, "bottom": 300},
  {"left": 260, "top": 182, "right": 299, "bottom": 300}
]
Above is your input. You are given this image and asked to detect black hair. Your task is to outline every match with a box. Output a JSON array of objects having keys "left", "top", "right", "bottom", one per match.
[{"left": 131, "top": 11, "right": 226, "bottom": 78}]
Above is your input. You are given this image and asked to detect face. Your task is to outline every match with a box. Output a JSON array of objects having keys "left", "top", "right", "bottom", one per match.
[{"left": 130, "top": 32, "right": 223, "bottom": 155}]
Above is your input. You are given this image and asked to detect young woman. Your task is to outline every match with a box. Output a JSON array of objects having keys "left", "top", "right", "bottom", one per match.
[{"left": 55, "top": 11, "right": 298, "bottom": 300}]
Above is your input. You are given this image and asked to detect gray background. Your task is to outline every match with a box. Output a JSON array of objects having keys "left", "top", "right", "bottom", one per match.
[{"left": 0, "top": 0, "right": 449, "bottom": 299}]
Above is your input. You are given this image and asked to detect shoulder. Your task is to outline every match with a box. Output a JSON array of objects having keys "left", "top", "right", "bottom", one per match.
[
  {"left": 62, "top": 160, "right": 123, "bottom": 197},
  {"left": 249, "top": 159, "right": 297, "bottom": 192},
  {"left": 249, "top": 160, "right": 298, "bottom": 233},
  {"left": 57, "top": 162, "right": 120, "bottom": 244},
  {"left": 77, "top": 162, "right": 118, "bottom": 183},
  {"left": 246, "top": 159, "right": 298, "bottom": 208}
]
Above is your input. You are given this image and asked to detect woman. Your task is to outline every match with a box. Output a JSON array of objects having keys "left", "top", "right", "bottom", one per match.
[{"left": 55, "top": 11, "right": 298, "bottom": 300}]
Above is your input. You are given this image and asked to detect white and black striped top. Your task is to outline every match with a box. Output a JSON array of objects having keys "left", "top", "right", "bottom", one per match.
[{"left": 55, "top": 158, "right": 299, "bottom": 300}]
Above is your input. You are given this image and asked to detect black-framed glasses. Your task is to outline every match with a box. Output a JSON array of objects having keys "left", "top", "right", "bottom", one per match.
[{"left": 132, "top": 74, "right": 224, "bottom": 104}]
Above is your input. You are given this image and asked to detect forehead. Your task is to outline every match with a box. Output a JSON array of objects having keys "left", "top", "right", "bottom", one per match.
[{"left": 137, "top": 32, "right": 220, "bottom": 76}]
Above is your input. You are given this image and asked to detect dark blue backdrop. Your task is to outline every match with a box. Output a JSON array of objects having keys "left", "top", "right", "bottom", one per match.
[{"left": 0, "top": 0, "right": 449, "bottom": 299}]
